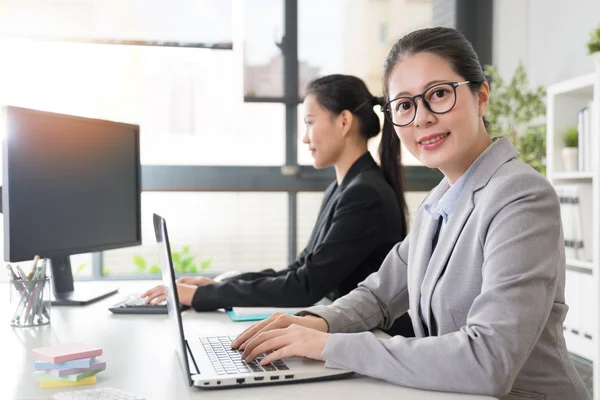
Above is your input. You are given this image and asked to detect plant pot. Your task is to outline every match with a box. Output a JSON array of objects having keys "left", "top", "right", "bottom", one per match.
[
  {"left": 594, "top": 51, "right": 600, "bottom": 69},
  {"left": 562, "top": 147, "right": 579, "bottom": 172}
]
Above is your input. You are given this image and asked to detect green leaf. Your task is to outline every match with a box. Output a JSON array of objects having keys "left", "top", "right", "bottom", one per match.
[
  {"left": 181, "top": 258, "right": 193, "bottom": 270},
  {"left": 133, "top": 255, "right": 146, "bottom": 273},
  {"left": 182, "top": 246, "right": 190, "bottom": 254},
  {"left": 587, "top": 25, "right": 600, "bottom": 54},
  {"left": 517, "top": 125, "right": 547, "bottom": 176},
  {"left": 200, "top": 258, "right": 213, "bottom": 271},
  {"left": 172, "top": 252, "right": 183, "bottom": 273},
  {"left": 149, "top": 265, "right": 161, "bottom": 274},
  {"left": 102, "top": 268, "right": 111, "bottom": 276},
  {"left": 172, "top": 252, "right": 181, "bottom": 265},
  {"left": 186, "top": 265, "right": 197, "bottom": 273},
  {"left": 76, "top": 263, "right": 87, "bottom": 274},
  {"left": 561, "top": 126, "right": 578, "bottom": 147}
]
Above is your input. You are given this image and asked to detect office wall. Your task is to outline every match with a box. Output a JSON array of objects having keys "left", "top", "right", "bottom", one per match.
[{"left": 493, "top": 0, "right": 600, "bottom": 87}]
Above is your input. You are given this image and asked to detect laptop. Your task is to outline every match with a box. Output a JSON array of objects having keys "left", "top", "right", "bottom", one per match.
[{"left": 152, "top": 213, "right": 354, "bottom": 388}]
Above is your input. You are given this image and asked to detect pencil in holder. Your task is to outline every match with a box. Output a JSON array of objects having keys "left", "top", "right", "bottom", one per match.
[{"left": 9, "top": 277, "right": 51, "bottom": 327}]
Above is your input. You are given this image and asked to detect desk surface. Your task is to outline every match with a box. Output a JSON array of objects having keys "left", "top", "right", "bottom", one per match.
[{"left": 0, "top": 281, "right": 495, "bottom": 400}]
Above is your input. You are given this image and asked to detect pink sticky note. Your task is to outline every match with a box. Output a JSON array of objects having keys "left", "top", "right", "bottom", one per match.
[{"left": 32, "top": 343, "right": 103, "bottom": 364}]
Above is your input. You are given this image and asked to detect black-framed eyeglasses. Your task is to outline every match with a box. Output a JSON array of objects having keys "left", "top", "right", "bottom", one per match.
[{"left": 381, "top": 81, "right": 471, "bottom": 127}]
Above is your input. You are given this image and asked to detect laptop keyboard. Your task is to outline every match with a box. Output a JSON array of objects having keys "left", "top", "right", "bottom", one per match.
[{"left": 200, "top": 336, "right": 289, "bottom": 375}]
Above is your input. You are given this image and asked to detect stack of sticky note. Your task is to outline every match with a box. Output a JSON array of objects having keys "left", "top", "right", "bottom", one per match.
[{"left": 32, "top": 343, "right": 106, "bottom": 388}]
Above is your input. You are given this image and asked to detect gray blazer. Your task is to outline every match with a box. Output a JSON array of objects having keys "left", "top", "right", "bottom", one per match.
[{"left": 303, "top": 137, "right": 590, "bottom": 400}]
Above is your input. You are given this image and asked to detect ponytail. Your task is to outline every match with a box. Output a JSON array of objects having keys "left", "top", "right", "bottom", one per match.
[
  {"left": 306, "top": 75, "right": 409, "bottom": 236},
  {"left": 378, "top": 116, "right": 408, "bottom": 237}
]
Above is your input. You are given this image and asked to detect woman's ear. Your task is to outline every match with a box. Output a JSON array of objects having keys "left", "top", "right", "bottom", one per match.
[
  {"left": 477, "top": 81, "right": 490, "bottom": 117},
  {"left": 338, "top": 110, "right": 354, "bottom": 137}
]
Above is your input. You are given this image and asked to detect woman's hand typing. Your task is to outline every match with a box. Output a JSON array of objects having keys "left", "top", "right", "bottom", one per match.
[{"left": 230, "top": 313, "right": 331, "bottom": 365}]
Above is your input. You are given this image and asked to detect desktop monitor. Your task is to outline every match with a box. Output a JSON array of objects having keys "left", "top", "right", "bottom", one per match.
[{"left": 1, "top": 106, "right": 141, "bottom": 305}]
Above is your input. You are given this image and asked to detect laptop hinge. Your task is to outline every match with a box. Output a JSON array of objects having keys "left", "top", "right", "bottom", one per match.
[{"left": 185, "top": 339, "right": 200, "bottom": 375}]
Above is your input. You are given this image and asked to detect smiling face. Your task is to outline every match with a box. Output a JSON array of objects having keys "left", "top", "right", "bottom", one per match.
[
  {"left": 386, "top": 51, "right": 491, "bottom": 183},
  {"left": 301, "top": 93, "right": 345, "bottom": 169}
]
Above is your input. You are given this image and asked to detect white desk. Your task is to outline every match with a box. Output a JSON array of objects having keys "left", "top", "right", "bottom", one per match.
[{"left": 0, "top": 281, "right": 495, "bottom": 400}]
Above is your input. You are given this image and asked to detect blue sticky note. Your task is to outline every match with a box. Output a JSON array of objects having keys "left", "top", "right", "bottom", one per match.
[
  {"left": 226, "top": 307, "right": 302, "bottom": 322},
  {"left": 34, "top": 356, "right": 95, "bottom": 371},
  {"left": 226, "top": 310, "right": 271, "bottom": 322}
]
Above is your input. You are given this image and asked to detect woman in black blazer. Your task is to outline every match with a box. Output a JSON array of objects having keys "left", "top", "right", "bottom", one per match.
[{"left": 143, "top": 75, "right": 412, "bottom": 335}]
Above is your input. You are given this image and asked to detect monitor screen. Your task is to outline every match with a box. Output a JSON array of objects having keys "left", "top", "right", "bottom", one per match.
[
  {"left": 1, "top": 106, "right": 141, "bottom": 305},
  {"left": 3, "top": 106, "right": 141, "bottom": 261}
]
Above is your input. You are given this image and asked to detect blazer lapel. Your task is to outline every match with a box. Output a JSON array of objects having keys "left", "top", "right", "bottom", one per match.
[
  {"left": 313, "top": 187, "right": 340, "bottom": 245},
  {"left": 309, "top": 152, "right": 379, "bottom": 249}
]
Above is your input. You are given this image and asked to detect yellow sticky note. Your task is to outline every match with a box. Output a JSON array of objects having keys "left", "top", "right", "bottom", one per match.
[{"left": 40, "top": 375, "right": 96, "bottom": 388}]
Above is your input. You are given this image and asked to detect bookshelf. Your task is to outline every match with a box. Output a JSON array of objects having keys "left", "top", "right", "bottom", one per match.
[
  {"left": 552, "top": 171, "right": 595, "bottom": 180},
  {"left": 546, "top": 55, "right": 600, "bottom": 398}
]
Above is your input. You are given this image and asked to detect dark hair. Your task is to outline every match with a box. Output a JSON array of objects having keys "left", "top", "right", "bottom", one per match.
[
  {"left": 382, "top": 27, "right": 490, "bottom": 130},
  {"left": 306, "top": 74, "right": 407, "bottom": 234}
]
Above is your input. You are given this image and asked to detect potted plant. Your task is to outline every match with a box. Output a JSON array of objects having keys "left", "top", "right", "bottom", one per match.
[
  {"left": 587, "top": 25, "right": 600, "bottom": 53},
  {"left": 133, "top": 246, "right": 213, "bottom": 275},
  {"left": 561, "top": 125, "right": 579, "bottom": 172},
  {"left": 484, "top": 62, "right": 547, "bottom": 175},
  {"left": 588, "top": 24, "right": 600, "bottom": 69}
]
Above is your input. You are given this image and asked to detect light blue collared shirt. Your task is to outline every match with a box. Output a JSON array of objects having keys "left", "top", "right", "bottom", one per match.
[
  {"left": 423, "top": 142, "right": 495, "bottom": 225},
  {"left": 423, "top": 170, "right": 471, "bottom": 225}
]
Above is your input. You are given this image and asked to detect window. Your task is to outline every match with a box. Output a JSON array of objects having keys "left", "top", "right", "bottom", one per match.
[
  {"left": 298, "top": 0, "right": 347, "bottom": 97},
  {"left": 243, "top": 0, "right": 285, "bottom": 98},
  {"left": 0, "top": 39, "right": 286, "bottom": 166},
  {"left": 102, "top": 192, "right": 288, "bottom": 276},
  {"left": 298, "top": 0, "right": 433, "bottom": 96}
]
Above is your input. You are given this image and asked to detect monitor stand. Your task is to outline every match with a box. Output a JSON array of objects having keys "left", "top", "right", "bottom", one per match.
[{"left": 50, "top": 256, "right": 119, "bottom": 306}]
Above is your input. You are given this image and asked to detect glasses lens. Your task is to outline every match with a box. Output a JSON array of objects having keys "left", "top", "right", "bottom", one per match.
[
  {"left": 424, "top": 83, "right": 456, "bottom": 114},
  {"left": 387, "top": 98, "right": 415, "bottom": 126}
]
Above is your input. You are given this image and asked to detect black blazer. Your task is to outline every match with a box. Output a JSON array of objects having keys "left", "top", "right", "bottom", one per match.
[{"left": 191, "top": 152, "right": 407, "bottom": 312}]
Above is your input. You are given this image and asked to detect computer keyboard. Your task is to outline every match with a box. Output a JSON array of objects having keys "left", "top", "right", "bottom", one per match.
[
  {"left": 108, "top": 293, "right": 190, "bottom": 315},
  {"left": 200, "top": 335, "right": 289, "bottom": 375},
  {"left": 48, "top": 387, "right": 144, "bottom": 400}
]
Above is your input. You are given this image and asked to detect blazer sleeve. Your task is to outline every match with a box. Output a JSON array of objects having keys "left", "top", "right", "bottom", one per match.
[
  {"left": 219, "top": 269, "right": 278, "bottom": 283},
  {"left": 191, "top": 184, "right": 389, "bottom": 311},
  {"left": 315, "top": 176, "right": 562, "bottom": 397},
  {"left": 220, "top": 249, "right": 308, "bottom": 283},
  {"left": 298, "top": 236, "right": 411, "bottom": 333}
]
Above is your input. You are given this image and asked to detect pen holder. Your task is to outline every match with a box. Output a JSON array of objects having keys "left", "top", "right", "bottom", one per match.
[{"left": 9, "top": 277, "right": 51, "bottom": 327}]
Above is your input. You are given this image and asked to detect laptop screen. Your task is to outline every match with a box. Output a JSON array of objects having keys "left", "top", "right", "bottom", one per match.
[{"left": 153, "top": 213, "right": 194, "bottom": 386}]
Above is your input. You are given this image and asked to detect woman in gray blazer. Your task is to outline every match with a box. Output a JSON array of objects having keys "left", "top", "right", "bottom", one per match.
[{"left": 231, "top": 27, "right": 591, "bottom": 400}]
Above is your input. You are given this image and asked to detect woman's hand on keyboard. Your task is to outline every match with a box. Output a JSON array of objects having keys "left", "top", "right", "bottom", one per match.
[
  {"left": 176, "top": 276, "right": 216, "bottom": 286},
  {"left": 231, "top": 313, "right": 328, "bottom": 351},
  {"left": 239, "top": 320, "right": 331, "bottom": 366},
  {"left": 140, "top": 283, "right": 198, "bottom": 306}
]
